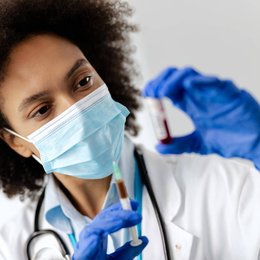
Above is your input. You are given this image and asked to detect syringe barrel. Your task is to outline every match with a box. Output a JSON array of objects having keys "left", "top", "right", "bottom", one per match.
[
  {"left": 115, "top": 177, "right": 142, "bottom": 246},
  {"left": 120, "top": 197, "right": 142, "bottom": 246}
]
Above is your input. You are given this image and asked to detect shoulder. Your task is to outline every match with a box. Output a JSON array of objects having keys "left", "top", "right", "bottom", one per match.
[
  {"left": 174, "top": 153, "right": 260, "bottom": 203},
  {"left": 142, "top": 148, "right": 260, "bottom": 209},
  {"left": 174, "top": 153, "right": 260, "bottom": 195},
  {"left": 0, "top": 200, "right": 37, "bottom": 260},
  {"left": 0, "top": 198, "right": 36, "bottom": 232},
  {"left": 143, "top": 147, "right": 257, "bottom": 184}
]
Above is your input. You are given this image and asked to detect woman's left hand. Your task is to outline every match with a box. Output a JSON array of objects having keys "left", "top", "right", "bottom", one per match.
[{"left": 143, "top": 66, "right": 260, "bottom": 170}]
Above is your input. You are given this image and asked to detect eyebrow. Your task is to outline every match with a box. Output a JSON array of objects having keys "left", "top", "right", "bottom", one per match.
[
  {"left": 66, "top": 59, "right": 89, "bottom": 79},
  {"left": 18, "top": 91, "right": 49, "bottom": 112},
  {"left": 18, "top": 59, "right": 89, "bottom": 112}
]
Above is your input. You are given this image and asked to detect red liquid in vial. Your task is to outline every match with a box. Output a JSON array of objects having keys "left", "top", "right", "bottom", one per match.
[{"left": 146, "top": 98, "right": 172, "bottom": 144}]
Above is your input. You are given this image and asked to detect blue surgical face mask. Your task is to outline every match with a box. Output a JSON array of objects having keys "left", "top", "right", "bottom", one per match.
[{"left": 5, "top": 84, "right": 130, "bottom": 179}]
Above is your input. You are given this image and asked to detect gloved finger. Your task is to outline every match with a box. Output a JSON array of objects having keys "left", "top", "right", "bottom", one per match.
[
  {"left": 240, "top": 90, "right": 260, "bottom": 114},
  {"left": 72, "top": 233, "right": 105, "bottom": 260},
  {"left": 156, "top": 131, "right": 207, "bottom": 155},
  {"left": 183, "top": 75, "right": 220, "bottom": 88},
  {"left": 158, "top": 67, "right": 199, "bottom": 102},
  {"left": 129, "top": 199, "right": 139, "bottom": 211},
  {"left": 183, "top": 75, "right": 241, "bottom": 103},
  {"left": 98, "top": 200, "right": 139, "bottom": 215},
  {"left": 83, "top": 211, "right": 142, "bottom": 237},
  {"left": 97, "top": 211, "right": 142, "bottom": 233},
  {"left": 143, "top": 67, "right": 177, "bottom": 98},
  {"left": 108, "top": 236, "right": 149, "bottom": 260}
]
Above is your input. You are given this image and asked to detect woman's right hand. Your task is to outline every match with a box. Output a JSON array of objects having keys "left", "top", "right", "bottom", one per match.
[{"left": 72, "top": 200, "right": 148, "bottom": 260}]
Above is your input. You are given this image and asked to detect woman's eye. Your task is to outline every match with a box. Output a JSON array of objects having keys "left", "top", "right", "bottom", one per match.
[
  {"left": 75, "top": 76, "right": 92, "bottom": 90},
  {"left": 33, "top": 105, "right": 50, "bottom": 118}
]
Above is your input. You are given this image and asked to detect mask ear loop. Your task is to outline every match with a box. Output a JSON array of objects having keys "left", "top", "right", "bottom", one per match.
[
  {"left": 3, "top": 127, "right": 30, "bottom": 142},
  {"left": 31, "top": 154, "right": 43, "bottom": 165},
  {"left": 3, "top": 127, "right": 43, "bottom": 165}
]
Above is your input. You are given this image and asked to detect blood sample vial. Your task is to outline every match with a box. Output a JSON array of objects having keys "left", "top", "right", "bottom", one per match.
[{"left": 146, "top": 98, "right": 172, "bottom": 144}]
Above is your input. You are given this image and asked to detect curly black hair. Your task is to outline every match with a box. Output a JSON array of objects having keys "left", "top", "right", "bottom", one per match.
[{"left": 0, "top": 0, "right": 141, "bottom": 198}]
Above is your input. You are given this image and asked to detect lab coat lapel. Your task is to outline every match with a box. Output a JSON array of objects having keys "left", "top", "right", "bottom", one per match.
[
  {"left": 141, "top": 148, "right": 196, "bottom": 260},
  {"left": 141, "top": 147, "right": 181, "bottom": 219}
]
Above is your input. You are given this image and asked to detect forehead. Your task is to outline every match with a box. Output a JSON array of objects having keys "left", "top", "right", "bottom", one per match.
[{"left": 4, "top": 34, "right": 84, "bottom": 81}]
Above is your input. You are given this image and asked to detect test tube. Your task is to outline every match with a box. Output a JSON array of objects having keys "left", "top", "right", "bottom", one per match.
[
  {"left": 112, "top": 161, "right": 143, "bottom": 246},
  {"left": 146, "top": 98, "right": 172, "bottom": 144}
]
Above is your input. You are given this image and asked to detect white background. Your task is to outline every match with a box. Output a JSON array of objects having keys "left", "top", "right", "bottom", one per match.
[{"left": 1, "top": 0, "right": 260, "bottom": 224}]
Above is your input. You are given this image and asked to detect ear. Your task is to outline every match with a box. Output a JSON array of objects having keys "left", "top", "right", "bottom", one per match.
[{"left": 0, "top": 129, "right": 32, "bottom": 158}]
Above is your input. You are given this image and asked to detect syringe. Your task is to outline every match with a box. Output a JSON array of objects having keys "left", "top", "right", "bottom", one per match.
[{"left": 112, "top": 161, "right": 143, "bottom": 246}]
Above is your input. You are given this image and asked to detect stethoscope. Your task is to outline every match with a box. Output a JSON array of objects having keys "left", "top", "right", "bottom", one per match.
[{"left": 26, "top": 147, "right": 171, "bottom": 260}]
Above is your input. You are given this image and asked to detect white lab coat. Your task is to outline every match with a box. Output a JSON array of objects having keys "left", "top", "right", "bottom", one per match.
[{"left": 0, "top": 146, "right": 260, "bottom": 260}]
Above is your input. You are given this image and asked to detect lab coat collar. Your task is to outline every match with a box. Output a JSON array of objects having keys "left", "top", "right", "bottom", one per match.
[{"left": 44, "top": 175, "right": 75, "bottom": 234}]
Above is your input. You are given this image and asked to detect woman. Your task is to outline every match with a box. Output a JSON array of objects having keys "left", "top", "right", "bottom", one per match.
[{"left": 0, "top": 1, "right": 259, "bottom": 259}]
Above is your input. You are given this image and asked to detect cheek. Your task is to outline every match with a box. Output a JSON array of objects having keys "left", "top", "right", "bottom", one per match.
[{"left": 18, "top": 138, "right": 40, "bottom": 157}]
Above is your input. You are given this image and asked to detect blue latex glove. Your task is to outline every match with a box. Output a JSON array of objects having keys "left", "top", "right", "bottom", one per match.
[
  {"left": 143, "top": 66, "right": 260, "bottom": 170},
  {"left": 72, "top": 200, "right": 148, "bottom": 260}
]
